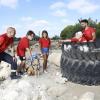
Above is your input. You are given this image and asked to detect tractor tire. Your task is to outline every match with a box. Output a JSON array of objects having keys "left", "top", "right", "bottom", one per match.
[{"left": 60, "top": 41, "right": 100, "bottom": 85}]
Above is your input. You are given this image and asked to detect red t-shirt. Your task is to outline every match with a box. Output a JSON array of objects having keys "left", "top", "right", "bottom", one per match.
[
  {"left": 82, "top": 27, "right": 96, "bottom": 41},
  {"left": 39, "top": 38, "right": 51, "bottom": 48},
  {"left": 0, "top": 33, "right": 13, "bottom": 53},
  {"left": 17, "top": 37, "right": 29, "bottom": 57},
  {"left": 79, "top": 37, "right": 87, "bottom": 42},
  {"left": 71, "top": 37, "right": 87, "bottom": 43},
  {"left": 71, "top": 38, "right": 79, "bottom": 43}
]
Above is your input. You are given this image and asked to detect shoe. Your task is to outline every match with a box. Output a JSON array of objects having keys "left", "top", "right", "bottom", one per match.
[
  {"left": 10, "top": 72, "right": 21, "bottom": 79},
  {"left": 18, "top": 71, "right": 24, "bottom": 75},
  {"left": 44, "top": 70, "right": 48, "bottom": 73}
]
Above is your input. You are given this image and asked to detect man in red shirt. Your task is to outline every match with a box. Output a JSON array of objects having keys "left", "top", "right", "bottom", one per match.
[
  {"left": 80, "top": 19, "right": 96, "bottom": 42},
  {"left": 59, "top": 19, "right": 96, "bottom": 43},
  {"left": 17, "top": 30, "right": 35, "bottom": 74},
  {"left": 0, "top": 27, "right": 20, "bottom": 79}
]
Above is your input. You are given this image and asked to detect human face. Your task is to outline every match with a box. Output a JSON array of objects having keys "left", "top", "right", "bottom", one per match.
[
  {"left": 43, "top": 33, "right": 47, "bottom": 38},
  {"left": 80, "top": 22, "right": 87, "bottom": 29},
  {"left": 28, "top": 34, "right": 34, "bottom": 40},
  {"left": 7, "top": 27, "right": 16, "bottom": 38}
]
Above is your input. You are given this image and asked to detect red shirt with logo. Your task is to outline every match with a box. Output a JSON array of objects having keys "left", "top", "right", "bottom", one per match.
[
  {"left": 0, "top": 33, "right": 14, "bottom": 53},
  {"left": 39, "top": 38, "right": 51, "bottom": 48},
  {"left": 82, "top": 27, "right": 96, "bottom": 41},
  {"left": 17, "top": 37, "right": 29, "bottom": 57}
]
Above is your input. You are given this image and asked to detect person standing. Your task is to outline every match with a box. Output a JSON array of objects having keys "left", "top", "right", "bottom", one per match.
[{"left": 39, "top": 30, "right": 51, "bottom": 73}]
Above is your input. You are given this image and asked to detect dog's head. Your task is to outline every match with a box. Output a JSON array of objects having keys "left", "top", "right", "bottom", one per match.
[
  {"left": 32, "top": 59, "right": 39, "bottom": 65},
  {"left": 27, "top": 67, "right": 35, "bottom": 76}
]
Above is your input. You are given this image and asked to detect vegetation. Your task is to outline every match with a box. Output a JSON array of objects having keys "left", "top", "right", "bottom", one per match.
[
  {"left": 51, "top": 35, "right": 60, "bottom": 40},
  {"left": 60, "top": 18, "right": 100, "bottom": 39}
]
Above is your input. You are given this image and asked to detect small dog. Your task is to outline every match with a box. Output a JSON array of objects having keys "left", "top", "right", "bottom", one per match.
[{"left": 26, "top": 53, "right": 41, "bottom": 77}]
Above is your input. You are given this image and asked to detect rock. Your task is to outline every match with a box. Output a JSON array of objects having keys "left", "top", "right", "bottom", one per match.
[
  {"left": 0, "top": 61, "right": 11, "bottom": 79},
  {"left": 47, "top": 85, "right": 67, "bottom": 97},
  {"left": 17, "top": 80, "right": 34, "bottom": 99},
  {"left": 39, "top": 88, "right": 57, "bottom": 100},
  {"left": 73, "top": 96, "right": 78, "bottom": 100},
  {"left": 19, "top": 93, "right": 29, "bottom": 100},
  {"left": 3, "top": 90, "right": 19, "bottom": 100},
  {"left": 58, "top": 92, "right": 74, "bottom": 100},
  {"left": 48, "top": 52, "right": 61, "bottom": 67},
  {"left": 79, "top": 92, "right": 95, "bottom": 100},
  {"left": 55, "top": 72, "right": 68, "bottom": 84}
]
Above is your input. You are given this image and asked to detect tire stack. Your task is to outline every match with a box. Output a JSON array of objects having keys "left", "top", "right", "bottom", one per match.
[{"left": 60, "top": 39, "right": 100, "bottom": 85}]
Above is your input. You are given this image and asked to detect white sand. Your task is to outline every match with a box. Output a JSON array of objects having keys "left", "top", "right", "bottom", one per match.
[{"left": 0, "top": 49, "right": 100, "bottom": 100}]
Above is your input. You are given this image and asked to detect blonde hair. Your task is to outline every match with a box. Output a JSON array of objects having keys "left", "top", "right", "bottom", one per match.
[{"left": 7, "top": 27, "right": 16, "bottom": 34}]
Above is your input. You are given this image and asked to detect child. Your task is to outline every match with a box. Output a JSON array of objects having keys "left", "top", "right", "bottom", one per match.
[
  {"left": 60, "top": 31, "right": 87, "bottom": 43},
  {"left": 0, "top": 27, "right": 20, "bottom": 79},
  {"left": 39, "top": 30, "right": 51, "bottom": 73},
  {"left": 17, "top": 30, "right": 35, "bottom": 74}
]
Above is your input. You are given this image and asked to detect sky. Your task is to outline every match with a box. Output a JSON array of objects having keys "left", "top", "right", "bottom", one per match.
[{"left": 0, "top": 0, "right": 100, "bottom": 37}]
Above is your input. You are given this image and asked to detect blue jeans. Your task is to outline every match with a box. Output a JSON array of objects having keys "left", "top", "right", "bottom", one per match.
[{"left": 0, "top": 52, "right": 17, "bottom": 70}]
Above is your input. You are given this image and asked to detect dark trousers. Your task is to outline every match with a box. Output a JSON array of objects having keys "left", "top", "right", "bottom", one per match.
[{"left": 0, "top": 52, "right": 17, "bottom": 70}]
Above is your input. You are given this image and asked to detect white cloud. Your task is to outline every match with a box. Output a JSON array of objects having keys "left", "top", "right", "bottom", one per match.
[
  {"left": 50, "top": 1, "right": 66, "bottom": 9},
  {"left": 21, "top": 16, "right": 33, "bottom": 21},
  {"left": 52, "top": 10, "right": 67, "bottom": 17},
  {"left": 33, "top": 20, "right": 49, "bottom": 26},
  {"left": 21, "top": 17, "right": 49, "bottom": 26},
  {"left": 21, "top": 19, "right": 49, "bottom": 33},
  {"left": 62, "top": 19, "right": 75, "bottom": 25},
  {"left": 1, "top": 19, "right": 50, "bottom": 37},
  {"left": 67, "top": 0, "right": 100, "bottom": 14},
  {"left": 50, "top": 0, "right": 100, "bottom": 16},
  {"left": 0, "top": 0, "right": 18, "bottom": 9}
]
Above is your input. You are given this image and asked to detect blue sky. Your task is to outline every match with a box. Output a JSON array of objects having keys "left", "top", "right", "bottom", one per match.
[{"left": 0, "top": 0, "right": 100, "bottom": 37}]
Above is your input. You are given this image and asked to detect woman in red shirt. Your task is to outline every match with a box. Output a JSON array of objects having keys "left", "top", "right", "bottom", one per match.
[{"left": 39, "top": 30, "right": 51, "bottom": 73}]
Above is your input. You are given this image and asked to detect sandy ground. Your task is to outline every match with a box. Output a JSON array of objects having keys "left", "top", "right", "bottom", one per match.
[{"left": 0, "top": 44, "right": 100, "bottom": 100}]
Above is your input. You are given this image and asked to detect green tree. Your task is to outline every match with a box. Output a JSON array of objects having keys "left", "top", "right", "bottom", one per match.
[
  {"left": 60, "top": 18, "right": 100, "bottom": 39},
  {"left": 96, "top": 22, "right": 100, "bottom": 38},
  {"left": 60, "top": 25, "right": 74, "bottom": 39},
  {"left": 60, "top": 24, "right": 82, "bottom": 39},
  {"left": 52, "top": 35, "right": 60, "bottom": 40}
]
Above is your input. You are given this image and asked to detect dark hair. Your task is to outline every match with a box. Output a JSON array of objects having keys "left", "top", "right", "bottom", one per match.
[
  {"left": 80, "top": 19, "right": 88, "bottom": 24},
  {"left": 42, "top": 30, "right": 48, "bottom": 38},
  {"left": 26, "top": 30, "right": 35, "bottom": 36}
]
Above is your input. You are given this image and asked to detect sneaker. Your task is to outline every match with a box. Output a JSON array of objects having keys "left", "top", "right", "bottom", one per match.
[
  {"left": 17, "top": 71, "right": 24, "bottom": 75},
  {"left": 10, "top": 75, "right": 21, "bottom": 79},
  {"left": 10, "top": 72, "right": 21, "bottom": 79},
  {"left": 44, "top": 70, "right": 48, "bottom": 73}
]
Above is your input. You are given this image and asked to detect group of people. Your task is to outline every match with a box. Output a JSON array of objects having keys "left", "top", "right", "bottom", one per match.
[
  {"left": 0, "top": 19, "right": 96, "bottom": 80},
  {"left": 60, "top": 19, "right": 96, "bottom": 43},
  {"left": 0, "top": 28, "right": 51, "bottom": 79}
]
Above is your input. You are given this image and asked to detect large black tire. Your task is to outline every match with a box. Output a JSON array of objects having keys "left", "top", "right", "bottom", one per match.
[{"left": 61, "top": 41, "right": 100, "bottom": 85}]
